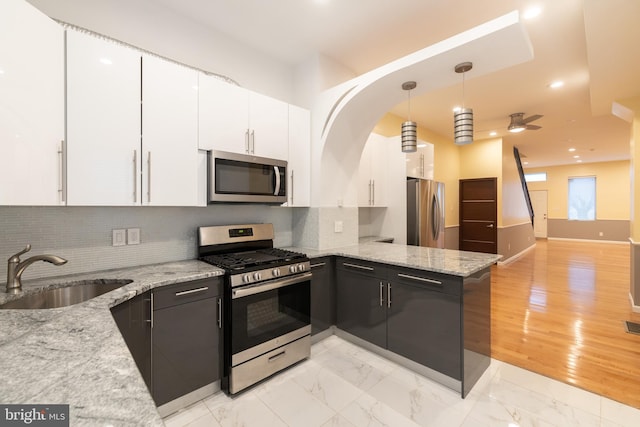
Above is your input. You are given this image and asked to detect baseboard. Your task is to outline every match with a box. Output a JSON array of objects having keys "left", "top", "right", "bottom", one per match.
[
  {"left": 548, "top": 237, "right": 629, "bottom": 245},
  {"left": 497, "top": 243, "right": 536, "bottom": 265},
  {"left": 630, "top": 293, "right": 640, "bottom": 313}
]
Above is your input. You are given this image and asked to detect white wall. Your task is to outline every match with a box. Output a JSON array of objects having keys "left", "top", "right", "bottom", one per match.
[{"left": 26, "top": 0, "right": 295, "bottom": 102}]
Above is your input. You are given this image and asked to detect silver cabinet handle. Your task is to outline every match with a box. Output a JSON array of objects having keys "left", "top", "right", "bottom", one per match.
[
  {"left": 343, "top": 262, "right": 374, "bottom": 271},
  {"left": 487, "top": 223, "right": 494, "bottom": 228},
  {"left": 290, "top": 170, "right": 294, "bottom": 205},
  {"left": 175, "top": 286, "right": 209, "bottom": 297},
  {"left": 58, "top": 140, "right": 66, "bottom": 203},
  {"left": 420, "top": 153, "right": 424, "bottom": 177},
  {"left": 250, "top": 130, "right": 255, "bottom": 154},
  {"left": 372, "top": 180, "right": 375, "bottom": 205},
  {"left": 310, "top": 262, "right": 326, "bottom": 268},
  {"left": 368, "top": 180, "right": 372, "bottom": 205},
  {"left": 397, "top": 273, "right": 442, "bottom": 286},
  {"left": 132, "top": 150, "right": 137, "bottom": 203},
  {"left": 245, "top": 129, "right": 250, "bottom": 153},
  {"left": 274, "top": 166, "right": 281, "bottom": 196},
  {"left": 146, "top": 293, "right": 154, "bottom": 328},
  {"left": 217, "top": 297, "right": 222, "bottom": 329},
  {"left": 379, "top": 281, "right": 384, "bottom": 307},
  {"left": 387, "top": 283, "right": 391, "bottom": 308},
  {"left": 146, "top": 151, "right": 151, "bottom": 203}
]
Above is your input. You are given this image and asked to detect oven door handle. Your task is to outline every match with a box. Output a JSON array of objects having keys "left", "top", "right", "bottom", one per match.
[{"left": 232, "top": 272, "right": 312, "bottom": 299}]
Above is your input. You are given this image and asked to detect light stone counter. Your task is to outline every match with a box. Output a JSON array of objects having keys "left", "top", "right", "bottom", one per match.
[
  {"left": 287, "top": 242, "right": 501, "bottom": 277},
  {"left": 0, "top": 260, "right": 224, "bottom": 426}
]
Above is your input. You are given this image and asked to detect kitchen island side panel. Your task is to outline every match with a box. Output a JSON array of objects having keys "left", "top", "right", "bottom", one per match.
[{"left": 462, "top": 266, "right": 491, "bottom": 397}]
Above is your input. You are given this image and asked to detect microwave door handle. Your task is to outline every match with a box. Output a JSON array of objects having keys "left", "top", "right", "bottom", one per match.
[{"left": 274, "top": 166, "right": 281, "bottom": 196}]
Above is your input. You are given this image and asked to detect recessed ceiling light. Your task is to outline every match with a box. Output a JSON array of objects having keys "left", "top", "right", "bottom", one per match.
[
  {"left": 568, "top": 148, "right": 576, "bottom": 152},
  {"left": 549, "top": 80, "right": 564, "bottom": 89},
  {"left": 523, "top": 161, "right": 529, "bottom": 165},
  {"left": 577, "top": 160, "right": 583, "bottom": 163},
  {"left": 417, "top": 143, "right": 427, "bottom": 148},
  {"left": 573, "top": 155, "right": 580, "bottom": 159},
  {"left": 523, "top": 6, "right": 542, "bottom": 20},
  {"left": 453, "top": 106, "right": 461, "bottom": 113},
  {"left": 489, "top": 131, "right": 497, "bottom": 136},
  {"left": 99, "top": 58, "right": 113, "bottom": 65}
]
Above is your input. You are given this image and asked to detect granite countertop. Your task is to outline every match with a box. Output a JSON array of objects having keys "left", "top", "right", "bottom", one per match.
[
  {"left": 288, "top": 242, "right": 501, "bottom": 277},
  {"left": 0, "top": 242, "right": 498, "bottom": 425},
  {"left": 0, "top": 260, "right": 224, "bottom": 426}
]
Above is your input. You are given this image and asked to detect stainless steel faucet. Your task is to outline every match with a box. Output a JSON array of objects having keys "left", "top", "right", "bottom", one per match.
[{"left": 6, "top": 245, "right": 68, "bottom": 294}]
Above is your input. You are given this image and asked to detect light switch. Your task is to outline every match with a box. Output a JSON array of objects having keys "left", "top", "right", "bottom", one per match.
[
  {"left": 334, "top": 221, "right": 343, "bottom": 233},
  {"left": 112, "top": 229, "right": 126, "bottom": 247},
  {"left": 127, "top": 228, "right": 141, "bottom": 245}
]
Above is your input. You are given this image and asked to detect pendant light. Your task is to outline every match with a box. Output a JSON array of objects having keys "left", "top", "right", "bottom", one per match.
[
  {"left": 401, "top": 81, "right": 417, "bottom": 153},
  {"left": 453, "top": 62, "right": 473, "bottom": 146}
]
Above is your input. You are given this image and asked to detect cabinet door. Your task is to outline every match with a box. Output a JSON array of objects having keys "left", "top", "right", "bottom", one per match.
[
  {"left": 110, "top": 291, "right": 152, "bottom": 390},
  {"left": 310, "top": 257, "right": 335, "bottom": 335},
  {"left": 142, "top": 55, "right": 199, "bottom": 206},
  {"left": 387, "top": 273, "right": 461, "bottom": 380},
  {"left": 152, "top": 296, "right": 221, "bottom": 406},
  {"left": 287, "top": 105, "right": 311, "bottom": 207},
  {"left": 66, "top": 30, "right": 141, "bottom": 205},
  {"left": 198, "top": 73, "right": 249, "bottom": 153},
  {"left": 336, "top": 259, "right": 386, "bottom": 348},
  {"left": 406, "top": 141, "right": 434, "bottom": 179},
  {"left": 248, "top": 90, "right": 288, "bottom": 159},
  {"left": 0, "top": 0, "right": 64, "bottom": 205},
  {"left": 358, "top": 133, "right": 388, "bottom": 207}
]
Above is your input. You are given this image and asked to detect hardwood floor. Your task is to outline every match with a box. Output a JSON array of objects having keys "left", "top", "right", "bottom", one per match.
[{"left": 491, "top": 239, "right": 640, "bottom": 409}]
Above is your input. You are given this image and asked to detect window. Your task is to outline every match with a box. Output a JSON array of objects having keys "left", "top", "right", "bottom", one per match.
[
  {"left": 525, "top": 172, "right": 547, "bottom": 182},
  {"left": 568, "top": 176, "right": 595, "bottom": 220}
]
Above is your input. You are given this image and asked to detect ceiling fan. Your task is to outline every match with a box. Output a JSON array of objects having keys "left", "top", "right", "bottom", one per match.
[{"left": 508, "top": 113, "right": 543, "bottom": 133}]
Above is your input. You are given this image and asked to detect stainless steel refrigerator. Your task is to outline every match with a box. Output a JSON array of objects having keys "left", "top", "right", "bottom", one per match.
[{"left": 407, "top": 178, "right": 445, "bottom": 248}]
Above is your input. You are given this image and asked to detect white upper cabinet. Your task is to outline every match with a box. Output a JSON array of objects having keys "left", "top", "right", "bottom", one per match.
[
  {"left": 358, "top": 133, "right": 388, "bottom": 207},
  {"left": 287, "top": 105, "right": 311, "bottom": 207},
  {"left": 198, "top": 75, "right": 288, "bottom": 160},
  {"left": 406, "top": 140, "right": 434, "bottom": 179},
  {"left": 66, "top": 30, "right": 141, "bottom": 205},
  {"left": 198, "top": 74, "right": 249, "bottom": 153},
  {"left": 0, "top": 0, "right": 64, "bottom": 205},
  {"left": 142, "top": 55, "right": 199, "bottom": 206},
  {"left": 248, "top": 90, "right": 289, "bottom": 160}
]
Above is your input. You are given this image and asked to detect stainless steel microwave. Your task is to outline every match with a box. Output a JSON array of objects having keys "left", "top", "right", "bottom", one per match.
[{"left": 209, "top": 150, "right": 287, "bottom": 204}]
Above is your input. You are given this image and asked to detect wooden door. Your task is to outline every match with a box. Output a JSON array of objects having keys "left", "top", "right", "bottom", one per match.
[{"left": 459, "top": 178, "right": 497, "bottom": 253}]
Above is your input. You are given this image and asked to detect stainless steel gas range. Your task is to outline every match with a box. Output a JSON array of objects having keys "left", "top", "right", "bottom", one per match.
[{"left": 197, "top": 224, "right": 311, "bottom": 394}]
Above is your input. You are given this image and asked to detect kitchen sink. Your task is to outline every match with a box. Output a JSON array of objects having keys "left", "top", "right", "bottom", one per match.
[{"left": 0, "top": 279, "right": 133, "bottom": 309}]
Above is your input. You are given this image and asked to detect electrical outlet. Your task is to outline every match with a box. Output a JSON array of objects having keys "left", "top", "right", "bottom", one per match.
[
  {"left": 334, "top": 221, "right": 343, "bottom": 233},
  {"left": 599, "top": 231, "right": 604, "bottom": 237},
  {"left": 127, "top": 228, "right": 141, "bottom": 245},
  {"left": 112, "top": 229, "right": 126, "bottom": 247}
]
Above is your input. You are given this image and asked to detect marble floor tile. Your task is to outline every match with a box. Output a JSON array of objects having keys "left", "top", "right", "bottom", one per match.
[{"left": 163, "top": 336, "right": 640, "bottom": 427}]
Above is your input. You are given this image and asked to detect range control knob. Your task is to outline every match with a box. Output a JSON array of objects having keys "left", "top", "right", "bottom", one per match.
[
  {"left": 243, "top": 274, "right": 252, "bottom": 284},
  {"left": 298, "top": 264, "right": 306, "bottom": 272},
  {"left": 253, "top": 272, "right": 262, "bottom": 281},
  {"left": 272, "top": 268, "right": 281, "bottom": 277},
  {"left": 289, "top": 265, "right": 298, "bottom": 274}
]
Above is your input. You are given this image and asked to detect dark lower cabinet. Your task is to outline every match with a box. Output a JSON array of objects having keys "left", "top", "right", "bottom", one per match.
[
  {"left": 111, "top": 276, "right": 223, "bottom": 408},
  {"left": 336, "top": 258, "right": 387, "bottom": 348},
  {"left": 387, "top": 271, "right": 461, "bottom": 380},
  {"left": 310, "top": 257, "right": 335, "bottom": 336}
]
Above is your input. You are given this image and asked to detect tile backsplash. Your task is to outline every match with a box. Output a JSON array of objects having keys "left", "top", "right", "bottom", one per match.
[{"left": 0, "top": 205, "right": 292, "bottom": 283}]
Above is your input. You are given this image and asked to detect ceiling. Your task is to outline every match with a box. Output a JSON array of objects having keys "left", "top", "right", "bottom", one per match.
[{"left": 30, "top": 0, "right": 640, "bottom": 168}]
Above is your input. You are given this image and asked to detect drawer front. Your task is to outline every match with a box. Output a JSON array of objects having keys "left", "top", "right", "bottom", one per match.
[
  {"left": 390, "top": 267, "right": 462, "bottom": 296},
  {"left": 336, "top": 257, "right": 386, "bottom": 278},
  {"left": 153, "top": 277, "right": 223, "bottom": 310}
]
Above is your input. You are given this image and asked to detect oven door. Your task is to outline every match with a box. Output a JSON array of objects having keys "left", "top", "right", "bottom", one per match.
[
  {"left": 210, "top": 150, "right": 287, "bottom": 204},
  {"left": 230, "top": 272, "right": 311, "bottom": 366}
]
